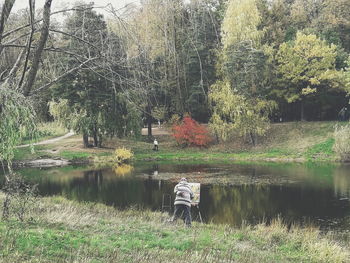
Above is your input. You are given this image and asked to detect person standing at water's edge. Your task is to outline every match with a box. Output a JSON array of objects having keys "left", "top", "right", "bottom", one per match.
[
  {"left": 170, "top": 178, "right": 194, "bottom": 227},
  {"left": 153, "top": 138, "right": 159, "bottom": 151}
]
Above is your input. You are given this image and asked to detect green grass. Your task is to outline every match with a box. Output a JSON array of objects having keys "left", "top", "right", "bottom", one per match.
[
  {"left": 305, "top": 138, "right": 335, "bottom": 161},
  {"left": 59, "top": 151, "right": 91, "bottom": 160},
  {"left": 0, "top": 194, "right": 349, "bottom": 262},
  {"left": 13, "top": 145, "right": 48, "bottom": 161},
  {"left": 13, "top": 121, "right": 345, "bottom": 164}
]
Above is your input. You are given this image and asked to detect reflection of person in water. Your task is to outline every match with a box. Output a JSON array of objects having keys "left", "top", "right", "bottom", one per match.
[{"left": 153, "top": 164, "right": 159, "bottom": 176}]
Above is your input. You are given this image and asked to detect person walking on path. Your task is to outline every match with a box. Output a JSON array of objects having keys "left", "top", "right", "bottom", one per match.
[
  {"left": 153, "top": 138, "right": 159, "bottom": 151},
  {"left": 170, "top": 177, "right": 194, "bottom": 227}
]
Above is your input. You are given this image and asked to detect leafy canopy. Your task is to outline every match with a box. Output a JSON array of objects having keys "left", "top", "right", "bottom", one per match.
[
  {"left": 209, "top": 80, "right": 276, "bottom": 142},
  {"left": 276, "top": 32, "right": 343, "bottom": 103},
  {"left": 221, "top": 0, "right": 262, "bottom": 49}
]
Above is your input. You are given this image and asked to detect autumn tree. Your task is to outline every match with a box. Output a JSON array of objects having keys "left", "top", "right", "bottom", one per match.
[
  {"left": 209, "top": 80, "right": 276, "bottom": 144},
  {"left": 210, "top": 0, "right": 274, "bottom": 145},
  {"left": 276, "top": 32, "right": 347, "bottom": 120}
]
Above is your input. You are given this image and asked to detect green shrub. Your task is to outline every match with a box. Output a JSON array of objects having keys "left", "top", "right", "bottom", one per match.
[
  {"left": 115, "top": 148, "right": 133, "bottom": 164},
  {"left": 333, "top": 124, "right": 350, "bottom": 161}
]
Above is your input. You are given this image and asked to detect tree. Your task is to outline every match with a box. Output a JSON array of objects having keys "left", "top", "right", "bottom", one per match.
[
  {"left": 276, "top": 32, "right": 346, "bottom": 120},
  {"left": 209, "top": 0, "right": 274, "bottom": 144},
  {"left": 121, "top": 0, "right": 222, "bottom": 136},
  {"left": 221, "top": 0, "right": 262, "bottom": 49},
  {"left": 209, "top": 80, "right": 276, "bottom": 145},
  {"left": 223, "top": 40, "right": 268, "bottom": 98},
  {"left": 50, "top": 5, "right": 141, "bottom": 147},
  {"left": 319, "top": 0, "right": 350, "bottom": 52}
]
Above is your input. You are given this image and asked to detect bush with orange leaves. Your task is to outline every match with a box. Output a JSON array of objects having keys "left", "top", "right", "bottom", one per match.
[{"left": 172, "top": 116, "right": 212, "bottom": 147}]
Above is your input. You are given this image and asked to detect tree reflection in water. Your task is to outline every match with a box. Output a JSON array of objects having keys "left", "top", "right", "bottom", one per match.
[{"left": 5, "top": 162, "right": 350, "bottom": 230}]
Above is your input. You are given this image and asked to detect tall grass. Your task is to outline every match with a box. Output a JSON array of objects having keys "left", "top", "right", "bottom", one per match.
[
  {"left": 334, "top": 124, "right": 350, "bottom": 162},
  {"left": 0, "top": 193, "right": 349, "bottom": 263}
]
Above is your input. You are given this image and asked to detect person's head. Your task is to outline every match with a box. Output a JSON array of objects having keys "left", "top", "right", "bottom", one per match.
[{"left": 180, "top": 177, "right": 187, "bottom": 183}]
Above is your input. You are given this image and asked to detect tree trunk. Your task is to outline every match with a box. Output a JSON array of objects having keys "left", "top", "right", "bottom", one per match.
[
  {"left": 300, "top": 100, "right": 305, "bottom": 121},
  {"left": 249, "top": 132, "right": 256, "bottom": 147},
  {"left": 0, "top": 0, "right": 16, "bottom": 56},
  {"left": 146, "top": 102, "right": 152, "bottom": 140},
  {"left": 93, "top": 126, "right": 98, "bottom": 147},
  {"left": 97, "top": 133, "right": 102, "bottom": 148},
  {"left": 23, "top": 0, "right": 52, "bottom": 96},
  {"left": 2, "top": 193, "right": 10, "bottom": 220},
  {"left": 83, "top": 133, "right": 89, "bottom": 148}
]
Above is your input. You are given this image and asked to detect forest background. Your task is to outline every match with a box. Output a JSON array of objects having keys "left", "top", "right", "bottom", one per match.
[{"left": 1, "top": 0, "right": 350, "bottom": 165}]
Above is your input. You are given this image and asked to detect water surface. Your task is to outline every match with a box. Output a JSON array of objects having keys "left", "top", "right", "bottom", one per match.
[{"left": 4, "top": 162, "right": 350, "bottom": 230}]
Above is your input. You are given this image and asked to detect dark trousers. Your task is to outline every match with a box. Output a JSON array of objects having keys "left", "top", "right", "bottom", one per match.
[
  {"left": 153, "top": 145, "right": 158, "bottom": 151},
  {"left": 172, "top": 204, "right": 191, "bottom": 226}
]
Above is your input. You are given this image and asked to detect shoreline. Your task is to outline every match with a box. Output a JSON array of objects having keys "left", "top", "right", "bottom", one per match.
[{"left": 11, "top": 152, "right": 343, "bottom": 169}]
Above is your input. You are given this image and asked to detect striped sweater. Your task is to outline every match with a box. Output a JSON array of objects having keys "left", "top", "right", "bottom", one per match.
[{"left": 174, "top": 181, "right": 194, "bottom": 207}]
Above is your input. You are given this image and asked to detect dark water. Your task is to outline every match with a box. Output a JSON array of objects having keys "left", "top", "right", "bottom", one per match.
[{"left": 3, "top": 162, "right": 350, "bottom": 230}]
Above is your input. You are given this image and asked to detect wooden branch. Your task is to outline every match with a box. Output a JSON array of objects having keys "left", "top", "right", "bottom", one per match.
[
  {"left": 2, "top": 5, "right": 109, "bottom": 40},
  {"left": 22, "top": 0, "right": 52, "bottom": 97},
  {"left": 2, "top": 48, "right": 26, "bottom": 87},
  {"left": 30, "top": 57, "right": 98, "bottom": 95},
  {"left": 2, "top": 31, "right": 33, "bottom": 46},
  {"left": 49, "top": 28, "right": 99, "bottom": 50},
  {"left": 18, "top": 0, "right": 35, "bottom": 90},
  {"left": 0, "top": 69, "right": 8, "bottom": 82},
  {"left": 0, "top": 0, "right": 16, "bottom": 55}
]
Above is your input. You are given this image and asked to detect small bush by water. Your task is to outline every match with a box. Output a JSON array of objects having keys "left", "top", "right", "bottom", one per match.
[
  {"left": 0, "top": 192, "right": 349, "bottom": 263},
  {"left": 115, "top": 147, "right": 134, "bottom": 164}
]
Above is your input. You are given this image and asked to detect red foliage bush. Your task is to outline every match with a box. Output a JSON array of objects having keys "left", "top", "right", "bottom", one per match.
[{"left": 172, "top": 116, "right": 212, "bottom": 147}]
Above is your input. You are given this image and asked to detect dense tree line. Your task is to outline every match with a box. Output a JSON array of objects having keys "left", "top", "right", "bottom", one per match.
[{"left": 1, "top": 0, "right": 350, "bottom": 155}]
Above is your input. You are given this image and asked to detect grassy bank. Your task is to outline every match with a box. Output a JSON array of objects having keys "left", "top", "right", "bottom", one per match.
[
  {"left": 0, "top": 193, "right": 349, "bottom": 263},
  {"left": 13, "top": 121, "right": 345, "bottom": 164}
]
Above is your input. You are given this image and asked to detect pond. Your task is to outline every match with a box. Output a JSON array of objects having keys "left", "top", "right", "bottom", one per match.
[{"left": 2, "top": 161, "right": 350, "bottom": 230}]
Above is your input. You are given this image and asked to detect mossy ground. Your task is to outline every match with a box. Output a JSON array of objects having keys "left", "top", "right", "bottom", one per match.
[{"left": 0, "top": 194, "right": 349, "bottom": 263}]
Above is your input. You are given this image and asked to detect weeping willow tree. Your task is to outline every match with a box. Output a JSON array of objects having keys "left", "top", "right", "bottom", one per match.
[
  {"left": 0, "top": 86, "right": 37, "bottom": 219},
  {"left": 0, "top": 87, "right": 37, "bottom": 169}
]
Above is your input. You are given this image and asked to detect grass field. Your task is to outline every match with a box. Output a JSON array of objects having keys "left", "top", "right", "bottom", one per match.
[
  {"left": 13, "top": 121, "right": 346, "bottom": 163},
  {"left": 0, "top": 193, "right": 349, "bottom": 263}
]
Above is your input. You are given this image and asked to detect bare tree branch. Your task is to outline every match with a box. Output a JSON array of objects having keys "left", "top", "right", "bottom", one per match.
[
  {"left": 2, "top": 31, "right": 34, "bottom": 46},
  {"left": 0, "top": 69, "right": 8, "bottom": 82},
  {"left": 0, "top": 0, "right": 16, "bottom": 55},
  {"left": 2, "top": 5, "right": 109, "bottom": 40},
  {"left": 30, "top": 57, "right": 98, "bottom": 95},
  {"left": 49, "top": 28, "right": 99, "bottom": 50},
  {"left": 22, "top": 0, "right": 52, "bottom": 96},
  {"left": 2, "top": 48, "right": 26, "bottom": 87},
  {"left": 18, "top": 0, "right": 35, "bottom": 90}
]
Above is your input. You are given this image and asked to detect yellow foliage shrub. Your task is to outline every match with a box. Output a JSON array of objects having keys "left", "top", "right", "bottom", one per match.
[{"left": 115, "top": 147, "right": 133, "bottom": 164}]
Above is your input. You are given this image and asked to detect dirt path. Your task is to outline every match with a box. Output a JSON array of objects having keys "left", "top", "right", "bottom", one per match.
[
  {"left": 17, "top": 131, "right": 75, "bottom": 148},
  {"left": 141, "top": 127, "right": 170, "bottom": 136}
]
